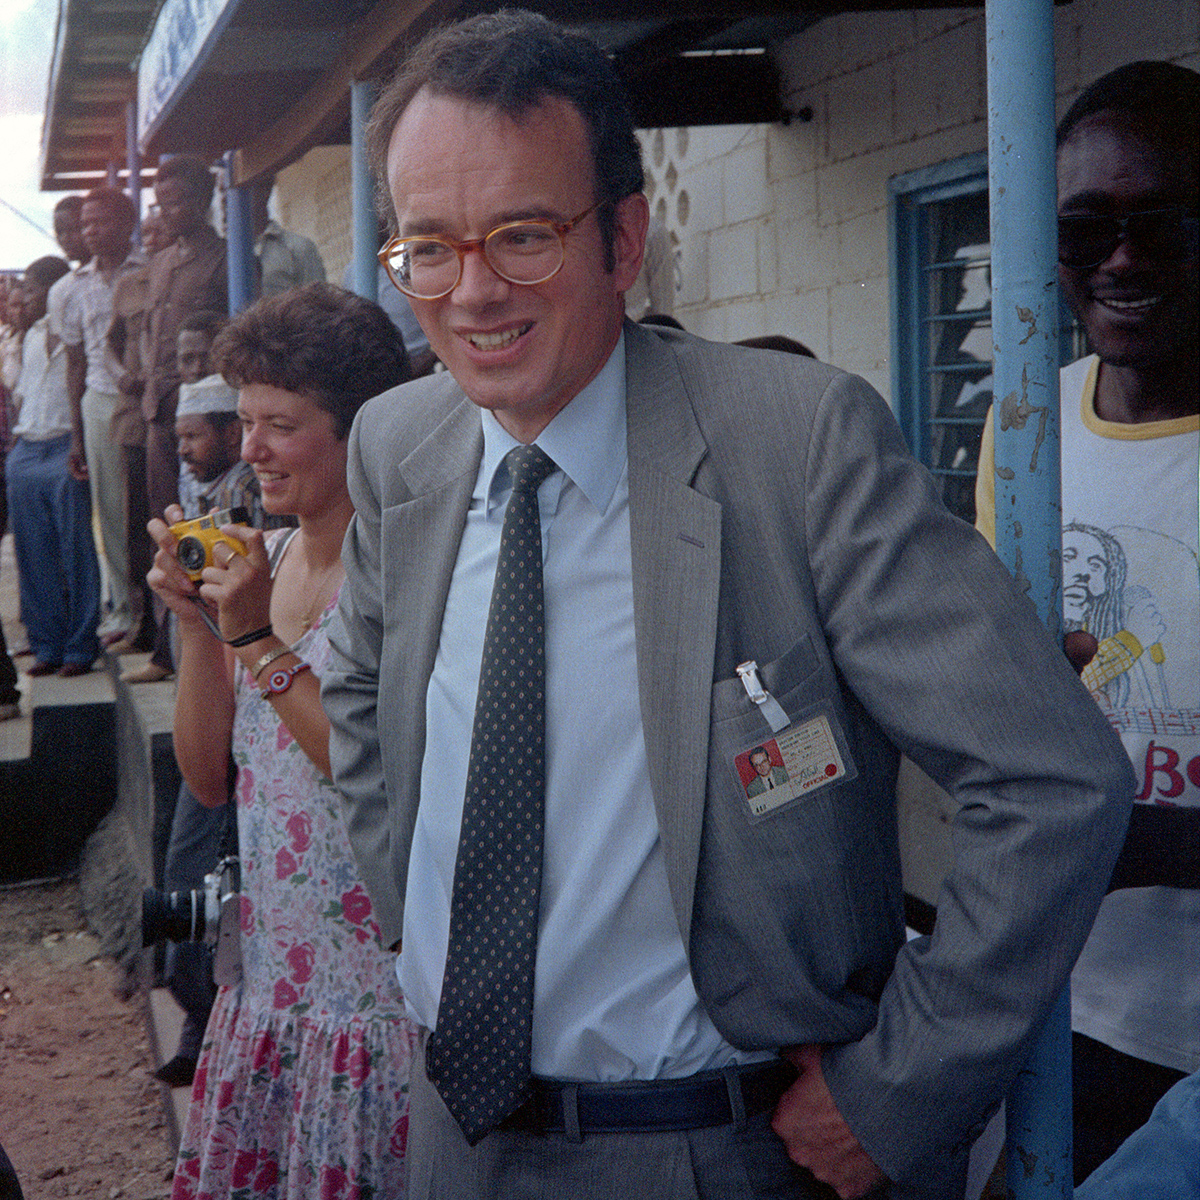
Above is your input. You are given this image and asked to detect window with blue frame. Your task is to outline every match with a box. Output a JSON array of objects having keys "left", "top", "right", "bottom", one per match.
[
  {"left": 889, "top": 153, "right": 1084, "bottom": 526},
  {"left": 890, "top": 154, "right": 993, "bottom": 526}
]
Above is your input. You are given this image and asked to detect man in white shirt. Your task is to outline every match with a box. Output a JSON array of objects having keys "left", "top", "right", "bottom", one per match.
[
  {"left": 6, "top": 257, "right": 100, "bottom": 676},
  {"left": 976, "top": 59, "right": 1199, "bottom": 1185},
  {"left": 60, "top": 187, "right": 142, "bottom": 646}
]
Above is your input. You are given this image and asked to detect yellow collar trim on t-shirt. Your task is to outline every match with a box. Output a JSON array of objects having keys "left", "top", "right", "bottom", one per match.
[{"left": 1081, "top": 356, "right": 1200, "bottom": 440}]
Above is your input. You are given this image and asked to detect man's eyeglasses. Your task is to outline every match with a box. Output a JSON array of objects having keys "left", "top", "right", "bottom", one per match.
[
  {"left": 378, "top": 202, "right": 604, "bottom": 299},
  {"left": 1057, "top": 206, "right": 1199, "bottom": 270}
]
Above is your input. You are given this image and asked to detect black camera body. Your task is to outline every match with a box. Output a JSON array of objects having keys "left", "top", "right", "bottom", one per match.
[
  {"left": 142, "top": 856, "right": 242, "bottom": 986},
  {"left": 169, "top": 506, "right": 250, "bottom": 580}
]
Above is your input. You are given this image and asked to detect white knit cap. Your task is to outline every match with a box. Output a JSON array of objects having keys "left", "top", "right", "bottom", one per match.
[{"left": 176, "top": 373, "right": 238, "bottom": 417}]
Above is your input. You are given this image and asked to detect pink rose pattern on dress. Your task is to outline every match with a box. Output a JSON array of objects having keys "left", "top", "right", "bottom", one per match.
[{"left": 172, "top": 568, "right": 415, "bottom": 1200}]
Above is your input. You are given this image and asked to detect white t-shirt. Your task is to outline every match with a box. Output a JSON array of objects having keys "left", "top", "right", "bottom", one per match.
[{"left": 979, "top": 355, "right": 1199, "bottom": 1072}]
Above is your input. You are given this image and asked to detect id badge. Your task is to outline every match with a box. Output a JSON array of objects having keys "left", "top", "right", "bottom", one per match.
[{"left": 732, "top": 660, "right": 854, "bottom": 821}]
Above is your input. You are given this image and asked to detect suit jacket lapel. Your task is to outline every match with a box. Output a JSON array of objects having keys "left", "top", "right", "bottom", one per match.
[
  {"left": 385, "top": 397, "right": 482, "bottom": 801},
  {"left": 625, "top": 323, "right": 722, "bottom": 948}
]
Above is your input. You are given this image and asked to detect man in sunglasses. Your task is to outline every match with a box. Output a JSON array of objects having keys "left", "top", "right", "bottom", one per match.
[
  {"left": 323, "top": 12, "right": 1133, "bottom": 1199},
  {"left": 977, "top": 60, "right": 1199, "bottom": 1184}
]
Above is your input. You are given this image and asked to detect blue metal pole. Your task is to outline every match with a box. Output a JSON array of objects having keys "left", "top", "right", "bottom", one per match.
[
  {"left": 224, "top": 152, "right": 256, "bottom": 316},
  {"left": 985, "top": 2, "right": 1071, "bottom": 1196},
  {"left": 125, "top": 100, "right": 141, "bottom": 222},
  {"left": 350, "top": 79, "right": 379, "bottom": 302}
]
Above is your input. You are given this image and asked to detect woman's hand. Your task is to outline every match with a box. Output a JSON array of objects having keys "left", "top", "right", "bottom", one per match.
[
  {"left": 147, "top": 510, "right": 272, "bottom": 643},
  {"left": 196, "top": 523, "right": 273, "bottom": 646},
  {"left": 147, "top": 505, "right": 209, "bottom": 627}
]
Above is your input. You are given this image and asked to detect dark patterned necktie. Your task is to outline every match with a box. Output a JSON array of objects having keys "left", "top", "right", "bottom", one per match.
[{"left": 426, "top": 443, "right": 557, "bottom": 1145}]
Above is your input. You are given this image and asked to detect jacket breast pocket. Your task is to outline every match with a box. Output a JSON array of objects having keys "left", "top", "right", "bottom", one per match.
[{"left": 710, "top": 635, "right": 858, "bottom": 824}]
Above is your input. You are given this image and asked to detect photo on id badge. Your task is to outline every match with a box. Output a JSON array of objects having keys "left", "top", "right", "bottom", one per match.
[{"left": 734, "top": 717, "right": 848, "bottom": 820}]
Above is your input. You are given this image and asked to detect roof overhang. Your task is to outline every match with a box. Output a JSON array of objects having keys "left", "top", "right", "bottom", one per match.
[
  {"left": 135, "top": 0, "right": 819, "bottom": 184},
  {"left": 40, "top": 0, "right": 160, "bottom": 191},
  {"left": 43, "top": 0, "right": 1003, "bottom": 192}
]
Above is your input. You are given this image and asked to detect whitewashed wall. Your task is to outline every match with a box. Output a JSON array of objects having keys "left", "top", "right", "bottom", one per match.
[
  {"left": 276, "top": 146, "right": 354, "bottom": 287},
  {"left": 647, "top": 0, "right": 1198, "bottom": 403},
  {"left": 275, "top": 0, "right": 1198, "bottom": 407}
]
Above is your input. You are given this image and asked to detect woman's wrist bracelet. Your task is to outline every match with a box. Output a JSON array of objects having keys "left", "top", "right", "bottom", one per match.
[
  {"left": 250, "top": 643, "right": 292, "bottom": 680},
  {"left": 227, "top": 624, "right": 274, "bottom": 648}
]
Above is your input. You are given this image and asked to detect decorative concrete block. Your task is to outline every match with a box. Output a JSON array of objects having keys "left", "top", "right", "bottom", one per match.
[
  {"left": 837, "top": 209, "right": 887, "bottom": 284},
  {"left": 679, "top": 159, "right": 724, "bottom": 234},
  {"left": 766, "top": 290, "right": 830, "bottom": 362},
  {"left": 834, "top": 10, "right": 916, "bottom": 73},
  {"left": 677, "top": 232, "right": 710, "bottom": 308},
  {"left": 757, "top": 220, "right": 779, "bottom": 296},
  {"left": 724, "top": 298, "right": 769, "bottom": 344},
  {"left": 829, "top": 276, "right": 889, "bottom": 374},
  {"left": 776, "top": 216, "right": 838, "bottom": 294}
]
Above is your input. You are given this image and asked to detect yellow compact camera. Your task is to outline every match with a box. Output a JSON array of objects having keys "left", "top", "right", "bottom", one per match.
[{"left": 170, "top": 506, "right": 250, "bottom": 580}]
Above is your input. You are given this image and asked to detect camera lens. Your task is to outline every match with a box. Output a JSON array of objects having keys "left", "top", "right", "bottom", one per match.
[
  {"left": 141, "top": 888, "right": 203, "bottom": 945},
  {"left": 175, "top": 536, "right": 208, "bottom": 574}
]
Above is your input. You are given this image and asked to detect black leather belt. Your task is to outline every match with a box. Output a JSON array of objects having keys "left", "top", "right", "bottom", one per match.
[{"left": 500, "top": 1059, "right": 798, "bottom": 1142}]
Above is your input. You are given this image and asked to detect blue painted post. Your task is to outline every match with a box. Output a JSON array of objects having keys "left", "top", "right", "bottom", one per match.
[
  {"left": 985, "top": 1, "right": 1072, "bottom": 1196},
  {"left": 125, "top": 100, "right": 140, "bottom": 220},
  {"left": 350, "top": 79, "right": 379, "bottom": 302},
  {"left": 224, "top": 152, "right": 256, "bottom": 316}
]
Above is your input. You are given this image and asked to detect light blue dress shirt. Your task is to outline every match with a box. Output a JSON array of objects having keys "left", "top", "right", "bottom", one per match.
[{"left": 402, "top": 334, "right": 769, "bottom": 1081}]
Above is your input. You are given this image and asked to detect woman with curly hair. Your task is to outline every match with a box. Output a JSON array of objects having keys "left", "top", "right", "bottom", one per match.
[{"left": 148, "top": 282, "right": 414, "bottom": 1198}]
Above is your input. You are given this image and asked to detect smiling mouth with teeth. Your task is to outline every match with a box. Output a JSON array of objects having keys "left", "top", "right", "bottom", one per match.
[
  {"left": 1099, "top": 296, "right": 1161, "bottom": 312},
  {"left": 465, "top": 324, "right": 532, "bottom": 350}
]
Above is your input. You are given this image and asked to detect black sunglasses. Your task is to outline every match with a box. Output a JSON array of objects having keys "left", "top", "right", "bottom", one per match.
[{"left": 1057, "top": 207, "right": 1199, "bottom": 269}]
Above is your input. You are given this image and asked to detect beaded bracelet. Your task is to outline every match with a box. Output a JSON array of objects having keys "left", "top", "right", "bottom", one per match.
[{"left": 261, "top": 660, "right": 311, "bottom": 697}]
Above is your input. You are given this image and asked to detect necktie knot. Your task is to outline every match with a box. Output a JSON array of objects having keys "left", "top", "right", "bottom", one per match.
[{"left": 506, "top": 444, "right": 556, "bottom": 496}]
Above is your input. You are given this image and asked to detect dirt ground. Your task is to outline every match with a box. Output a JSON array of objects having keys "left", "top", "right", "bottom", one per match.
[{"left": 0, "top": 877, "right": 176, "bottom": 1200}]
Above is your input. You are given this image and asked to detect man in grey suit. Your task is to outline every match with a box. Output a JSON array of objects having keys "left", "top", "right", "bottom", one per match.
[{"left": 322, "top": 11, "right": 1133, "bottom": 1200}]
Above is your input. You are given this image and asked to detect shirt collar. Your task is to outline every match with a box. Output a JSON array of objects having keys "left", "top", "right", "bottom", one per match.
[
  {"left": 477, "top": 330, "right": 627, "bottom": 516},
  {"left": 77, "top": 249, "right": 146, "bottom": 277}
]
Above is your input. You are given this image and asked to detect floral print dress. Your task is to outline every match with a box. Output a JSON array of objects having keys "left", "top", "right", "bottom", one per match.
[{"left": 173, "top": 533, "right": 415, "bottom": 1200}]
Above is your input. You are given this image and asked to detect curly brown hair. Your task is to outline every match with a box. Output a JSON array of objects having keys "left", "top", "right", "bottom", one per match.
[{"left": 212, "top": 283, "right": 411, "bottom": 439}]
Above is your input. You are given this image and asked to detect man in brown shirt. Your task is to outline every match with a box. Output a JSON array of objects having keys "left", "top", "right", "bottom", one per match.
[
  {"left": 143, "top": 156, "right": 228, "bottom": 525},
  {"left": 103, "top": 208, "right": 171, "bottom": 654},
  {"left": 136, "top": 158, "right": 228, "bottom": 680}
]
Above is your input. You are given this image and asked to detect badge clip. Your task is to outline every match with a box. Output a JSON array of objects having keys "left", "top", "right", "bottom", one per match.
[{"left": 735, "top": 660, "right": 790, "bottom": 733}]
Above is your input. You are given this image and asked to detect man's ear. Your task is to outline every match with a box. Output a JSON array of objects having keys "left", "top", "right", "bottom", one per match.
[{"left": 611, "top": 191, "right": 650, "bottom": 294}]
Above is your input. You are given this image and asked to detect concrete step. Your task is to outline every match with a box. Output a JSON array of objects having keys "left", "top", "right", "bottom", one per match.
[{"left": 0, "top": 657, "right": 119, "bottom": 884}]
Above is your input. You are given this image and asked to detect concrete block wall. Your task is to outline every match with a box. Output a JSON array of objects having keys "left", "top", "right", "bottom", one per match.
[
  {"left": 276, "top": 145, "right": 354, "bottom": 289},
  {"left": 270, "top": 0, "right": 1198, "bottom": 407},
  {"left": 652, "top": 0, "right": 1198, "bottom": 405}
]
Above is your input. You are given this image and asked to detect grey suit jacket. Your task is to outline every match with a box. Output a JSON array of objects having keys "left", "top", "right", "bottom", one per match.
[{"left": 324, "top": 321, "right": 1133, "bottom": 1197}]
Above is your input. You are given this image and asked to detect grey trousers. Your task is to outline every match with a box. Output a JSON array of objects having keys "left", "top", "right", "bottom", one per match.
[{"left": 407, "top": 1031, "right": 835, "bottom": 1200}]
